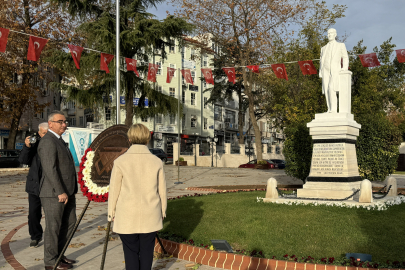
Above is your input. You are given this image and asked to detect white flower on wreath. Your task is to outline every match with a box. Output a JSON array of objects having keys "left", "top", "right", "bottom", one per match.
[
  {"left": 81, "top": 150, "right": 109, "bottom": 195},
  {"left": 87, "top": 151, "right": 95, "bottom": 159}
]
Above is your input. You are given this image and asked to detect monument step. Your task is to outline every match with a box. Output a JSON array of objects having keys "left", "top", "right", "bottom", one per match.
[{"left": 297, "top": 188, "right": 359, "bottom": 200}]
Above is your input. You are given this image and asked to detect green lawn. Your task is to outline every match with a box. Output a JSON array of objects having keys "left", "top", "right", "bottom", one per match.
[{"left": 162, "top": 191, "right": 405, "bottom": 262}]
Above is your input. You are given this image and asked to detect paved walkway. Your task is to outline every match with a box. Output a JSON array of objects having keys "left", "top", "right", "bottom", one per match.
[{"left": 0, "top": 166, "right": 403, "bottom": 270}]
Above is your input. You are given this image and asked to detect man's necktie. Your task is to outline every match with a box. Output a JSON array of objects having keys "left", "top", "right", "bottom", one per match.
[{"left": 59, "top": 137, "right": 73, "bottom": 160}]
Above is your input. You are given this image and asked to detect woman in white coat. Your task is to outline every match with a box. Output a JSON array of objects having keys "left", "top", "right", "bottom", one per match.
[{"left": 108, "top": 123, "right": 167, "bottom": 270}]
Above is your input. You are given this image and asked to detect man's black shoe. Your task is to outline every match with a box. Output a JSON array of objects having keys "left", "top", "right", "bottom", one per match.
[
  {"left": 29, "top": 239, "right": 41, "bottom": 248},
  {"left": 62, "top": 256, "right": 76, "bottom": 264},
  {"left": 44, "top": 262, "right": 72, "bottom": 270}
]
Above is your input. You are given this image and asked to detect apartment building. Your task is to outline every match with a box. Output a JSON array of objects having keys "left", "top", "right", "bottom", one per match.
[{"left": 95, "top": 36, "right": 285, "bottom": 161}]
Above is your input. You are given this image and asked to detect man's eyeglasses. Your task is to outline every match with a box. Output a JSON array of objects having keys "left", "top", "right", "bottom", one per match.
[{"left": 51, "top": 120, "right": 69, "bottom": 125}]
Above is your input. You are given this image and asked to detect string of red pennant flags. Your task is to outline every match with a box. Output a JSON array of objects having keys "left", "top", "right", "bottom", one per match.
[{"left": 1, "top": 27, "right": 405, "bottom": 85}]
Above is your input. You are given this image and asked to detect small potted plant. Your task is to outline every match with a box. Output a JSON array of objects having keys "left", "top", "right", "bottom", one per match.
[
  {"left": 255, "top": 159, "right": 268, "bottom": 169},
  {"left": 175, "top": 157, "right": 187, "bottom": 166}
]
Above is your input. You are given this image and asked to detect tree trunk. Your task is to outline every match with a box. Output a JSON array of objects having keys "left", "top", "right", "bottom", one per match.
[
  {"left": 6, "top": 111, "right": 22, "bottom": 149},
  {"left": 238, "top": 90, "right": 245, "bottom": 144},
  {"left": 124, "top": 80, "right": 134, "bottom": 127},
  {"left": 241, "top": 57, "right": 262, "bottom": 160},
  {"left": 6, "top": 71, "right": 30, "bottom": 149},
  {"left": 246, "top": 89, "right": 263, "bottom": 160}
]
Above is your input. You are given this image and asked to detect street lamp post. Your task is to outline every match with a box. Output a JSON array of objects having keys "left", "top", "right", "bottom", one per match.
[{"left": 207, "top": 137, "right": 218, "bottom": 167}]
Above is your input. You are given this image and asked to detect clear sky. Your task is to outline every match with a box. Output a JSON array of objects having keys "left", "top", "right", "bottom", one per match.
[{"left": 147, "top": 0, "right": 405, "bottom": 53}]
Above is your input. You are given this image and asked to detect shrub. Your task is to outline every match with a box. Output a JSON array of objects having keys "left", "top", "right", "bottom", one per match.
[
  {"left": 178, "top": 157, "right": 185, "bottom": 162},
  {"left": 356, "top": 113, "right": 401, "bottom": 181},
  {"left": 283, "top": 121, "right": 313, "bottom": 182},
  {"left": 257, "top": 160, "right": 267, "bottom": 165}
]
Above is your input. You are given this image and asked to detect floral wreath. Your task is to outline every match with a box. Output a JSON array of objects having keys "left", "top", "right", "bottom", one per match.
[{"left": 77, "top": 147, "right": 109, "bottom": 202}]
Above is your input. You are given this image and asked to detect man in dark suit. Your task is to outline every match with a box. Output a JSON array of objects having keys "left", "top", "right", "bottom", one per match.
[
  {"left": 38, "top": 111, "right": 77, "bottom": 270},
  {"left": 19, "top": 122, "right": 48, "bottom": 248}
]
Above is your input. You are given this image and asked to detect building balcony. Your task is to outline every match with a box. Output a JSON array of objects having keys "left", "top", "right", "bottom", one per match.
[{"left": 67, "top": 108, "right": 76, "bottom": 116}]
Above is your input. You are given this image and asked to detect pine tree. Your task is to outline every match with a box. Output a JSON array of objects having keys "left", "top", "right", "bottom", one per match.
[{"left": 49, "top": 0, "right": 194, "bottom": 126}]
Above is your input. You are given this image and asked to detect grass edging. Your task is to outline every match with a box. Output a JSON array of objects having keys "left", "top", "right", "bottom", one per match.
[{"left": 153, "top": 238, "right": 404, "bottom": 270}]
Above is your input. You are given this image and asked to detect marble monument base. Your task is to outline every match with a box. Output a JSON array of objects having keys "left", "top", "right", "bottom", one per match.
[{"left": 297, "top": 112, "right": 362, "bottom": 200}]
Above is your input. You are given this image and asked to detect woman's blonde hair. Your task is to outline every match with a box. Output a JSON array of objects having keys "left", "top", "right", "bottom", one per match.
[{"left": 127, "top": 123, "right": 151, "bottom": 145}]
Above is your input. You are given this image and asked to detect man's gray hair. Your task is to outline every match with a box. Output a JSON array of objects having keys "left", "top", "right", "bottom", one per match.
[
  {"left": 48, "top": 110, "right": 65, "bottom": 121},
  {"left": 38, "top": 122, "right": 49, "bottom": 130}
]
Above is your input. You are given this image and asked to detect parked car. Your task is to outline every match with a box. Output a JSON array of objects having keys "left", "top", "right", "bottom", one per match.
[
  {"left": 238, "top": 159, "right": 275, "bottom": 169},
  {"left": 270, "top": 159, "right": 286, "bottom": 169},
  {"left": 149, "top": 148, "right": 168, "bottom": 163},
  {"left": 0, "top": 149, "right": 21, "bottom": 168}
]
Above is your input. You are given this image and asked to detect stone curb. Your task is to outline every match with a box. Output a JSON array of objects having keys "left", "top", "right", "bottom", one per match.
[
  {"left": 0, "top": 168, "right": 29, "bottom": 172},
  {"left": 153, "top": 239, "right": 404, "bottom": 270}
]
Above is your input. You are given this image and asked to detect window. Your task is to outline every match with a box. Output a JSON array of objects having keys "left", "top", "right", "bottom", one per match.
[
  {"left": 225, "top": 109, "right": 236, "bottom": 124},
  {"left": 203, "top": 55, "right": 208, "bottom": 67},
  {"left": 79, "top": 116, "right": 84, "bottom": 127},
  {"left": 156, "top": 61, "right": 162, "bottom": 75},
  {"left": 169, "top": 39, "right": 175, "bottom": 53},
  {"left": 170, "top": 64, "right": 176, "bottom": 77},
  {"left": 181, "top": 47, "right": 185, "bottom": 59},
  {"left": 105, "top": 107, "right": 111, "bottom": 121},
  {"left": 156, "top": 86, "right": 162, "bottom": 93},
  {"left": 214, "top": 105, "right": 222, "bottom": 121},
  {"left": 190, "top": 49, "right": 196, "bottom": 59},
  {"left": 169, "top": 88, "right": 175, "bottom": 97},
  {"left": 191, "top": 71, "right": 195, "bottom": 82},
  {"left": 170, "top": 115, "right": 176, "bottom": 125},
  {"left": 69, "top": 117, "right": 76, "bottom": 127},
  {"left": 191, "top": 93, "right": 196, "bottom": 105},
  {"left": 204, "top": 97, "right": 208, "bottom": 109},
  {"left": 142, "top": 117, "right": 148, "bottom": 122},
  {"left": 182, "top": 91, "right": 185, "bottom": 104},
  {"left": 156, "top": 114, "right": 162, "bottom": 124},
  {"left": 204, "top": 118, "right": 208, "bottom": 130},
  {"left": 68, "top": 101, "right": 75, "bottom": 109},
  {"left": 182, "top": 114, "right": 186, "bottom": 129},
  {"left": 191, "top": 115, "right": 197, "bottom": 128}
]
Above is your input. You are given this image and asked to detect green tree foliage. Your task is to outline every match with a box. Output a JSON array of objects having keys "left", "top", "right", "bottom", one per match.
[
  {"left": 283, "top": 122, "right": 313, "bottom": 182},
  {"left": 0, "top": 0, "right": 77, "bottom": 149},
  {"left": 356, "top": 113, "right": 401, "bottom": 181},
  {"left": 49, "top": 0, "right": 194, "bottom": 126}
]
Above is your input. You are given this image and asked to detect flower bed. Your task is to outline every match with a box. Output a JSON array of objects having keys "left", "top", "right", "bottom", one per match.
[{"left": 162, "top": 190, "right": 405, "bottom": 268}]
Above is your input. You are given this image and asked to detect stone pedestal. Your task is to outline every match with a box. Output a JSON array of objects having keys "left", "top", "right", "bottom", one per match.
[{"left": 297, "top": 113, "right": 362, "bottom": 200}]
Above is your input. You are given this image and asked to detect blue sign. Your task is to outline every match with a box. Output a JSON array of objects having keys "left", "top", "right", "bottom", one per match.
[
  {"left": 0, "top": 130, "right": 10, "bottom": 136},
  {"left": 15, "top": 143, "right": 24, "bottom": 150},
  {"left": 134, "top": 98, "right": 149, "bottom": 106},
  {"left": 120, "top": 96, "right": 149, "bottom": 106},
  {"left": 209, "top": 125, "right": 214, "bottom": 129}
]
